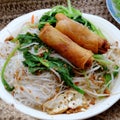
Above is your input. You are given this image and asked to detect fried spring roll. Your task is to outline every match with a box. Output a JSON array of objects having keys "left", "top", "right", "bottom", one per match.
[
  {"left": 55, "top": 13, "right": 110, "bottom": 54},
  {"left": 39, "top": 24, "right": 93, "bottom": 69}
]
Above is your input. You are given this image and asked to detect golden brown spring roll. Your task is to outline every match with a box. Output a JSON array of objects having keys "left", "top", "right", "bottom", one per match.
[
  {"left": 55, "top": 13, "right": 110, "bottom": 54},
  {"left": 39, "top": 24, "right": 93, "bottom": 69}
]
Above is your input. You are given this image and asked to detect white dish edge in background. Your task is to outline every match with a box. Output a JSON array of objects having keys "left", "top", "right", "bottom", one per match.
[
  {"left": 0, "top": 9, "right": 120, "bottom": 120},
  {"left": 106, "top": 0, "right": 120, "bottom": 24}
]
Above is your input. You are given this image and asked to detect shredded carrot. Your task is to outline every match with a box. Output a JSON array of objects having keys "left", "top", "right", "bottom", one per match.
[
  {"left": 31, "top": 15, "right": 35, "bottom": 24},
  {"left": 20, "top": 86, "right": 24, "bottom": 91},
  {"left": 75, "top": 82, "right": 79, "bottom": 85}
]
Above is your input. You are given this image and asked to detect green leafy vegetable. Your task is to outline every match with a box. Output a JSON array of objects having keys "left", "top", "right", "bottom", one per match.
[
  {"left": 17, "top": 33, "right": 43, "bottom": 50},
  {"left": 1, "top": 44, "right": 19, "bottom": 91},
  {"left": 113, "top": 65, "right": 119, "bottom": 77},
  {"left": 23, "top": 51, "right": 50, "bottom": 73},
  {"left": 104, "top": 73, "right": 111, "bottom": 87},
  {"left": 94, "top": 54, "right": 119, "bottom": 87},
  {"left": 104, "top": 65, "right": 119, "bottom": 87},
  {"left": 18, "top": 33, "right": 40, "bottom": 46},
  {"left": 38, "top": 0, "right": 104, "bottom": 38}
]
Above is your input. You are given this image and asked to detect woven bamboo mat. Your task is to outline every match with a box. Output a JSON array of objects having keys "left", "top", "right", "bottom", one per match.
[{"left": 0, "top": 0, "right": 120, "bottom": 120}]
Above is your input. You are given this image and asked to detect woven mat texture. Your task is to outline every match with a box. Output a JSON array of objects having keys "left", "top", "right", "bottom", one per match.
[{"left": 0, "top": 0, "right": 120, "bottom": 120}]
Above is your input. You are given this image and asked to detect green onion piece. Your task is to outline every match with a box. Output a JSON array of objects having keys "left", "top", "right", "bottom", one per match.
[
  {"left": 1, "top": 44, "right": 19, "bottom": 91},
  {"left": 67, "top": 0, "right": 72, "bottom": 14},
  {"left": 93, "top": 54, "right": 113, "bottom": 66}
]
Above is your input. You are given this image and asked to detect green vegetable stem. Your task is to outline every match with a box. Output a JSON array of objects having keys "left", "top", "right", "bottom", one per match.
[{"left": 1, "top": 44, "right": 19, "bottom": 91}]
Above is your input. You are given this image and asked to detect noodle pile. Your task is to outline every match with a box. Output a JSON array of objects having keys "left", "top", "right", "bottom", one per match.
[{"left": 1, "top": 45, "right": 60, "bottom": 107}]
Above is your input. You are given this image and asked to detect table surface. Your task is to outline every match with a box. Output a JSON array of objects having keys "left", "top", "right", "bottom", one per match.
[{"left": 0, "top": 0, "right": 120, "bottom": 120}]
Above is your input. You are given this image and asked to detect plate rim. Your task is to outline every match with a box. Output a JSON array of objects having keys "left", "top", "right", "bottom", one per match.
[
  {"left": 0, "top": 9, "right": 120, "bottom": 120},
  {"left": 106, "top": 0, "right": 120, "bottom": 24}
]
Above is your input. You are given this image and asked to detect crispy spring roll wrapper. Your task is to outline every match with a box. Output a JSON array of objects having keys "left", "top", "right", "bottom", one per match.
[
  {"left": 39, "top": 24, "right": 93, "bottom": 69},
  {"left": 55, "top": 13, "right": 110, "bottom": 54}
]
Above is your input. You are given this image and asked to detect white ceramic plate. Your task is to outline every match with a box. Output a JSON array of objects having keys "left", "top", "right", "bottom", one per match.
[
  {"left": 0, "top": 9, "right": 120, "bottom": 120},
  {"left": 106, "top": 0, "right": 120, "bottom": 24}
]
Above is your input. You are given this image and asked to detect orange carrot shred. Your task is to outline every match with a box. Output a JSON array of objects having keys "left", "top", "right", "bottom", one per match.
[{"left": 31, "top": 15, "right": 35, "bottom": 24}]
